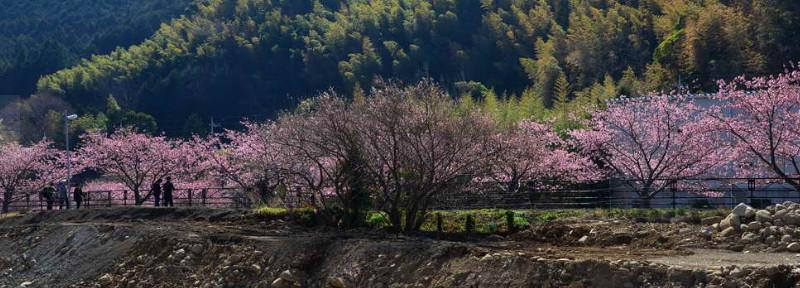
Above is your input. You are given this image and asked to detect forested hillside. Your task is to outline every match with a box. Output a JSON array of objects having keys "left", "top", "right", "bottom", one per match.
[
  {"left": 29, "top": 0, "right": 800, "bottom": 134},
  {"left": 0, "top": 0, "right": 196, "bottom": 96}
]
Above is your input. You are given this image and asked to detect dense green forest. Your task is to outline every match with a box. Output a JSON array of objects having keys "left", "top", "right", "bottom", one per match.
[
  {"left": 0, "top": 0, "right": 195, "bottom": 96},
  {"left": 4, "top": 0, "right": 800, "bottom": 136}
]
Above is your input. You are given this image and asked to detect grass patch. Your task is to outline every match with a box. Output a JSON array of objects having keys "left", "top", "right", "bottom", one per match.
[
  {"left": 415, "top": 207, "right": 730, "bottom": 234},
  {"left": 0, "top": 212, "right": 21, "bottom": 221},
  {"left": 253, "top": 205, "right": 318, "bottom": 226},
  {"left": 590, "top": 208, "right": 728, "bottom": 220},
  {"left": 254, "top": 206, "right": 730, "bottom": 234},
  {"left": 254, "top": 206, "right": 289, "bottom": 217}
]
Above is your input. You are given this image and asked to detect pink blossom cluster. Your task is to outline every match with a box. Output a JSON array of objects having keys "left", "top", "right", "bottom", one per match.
[
  {"left": 571, "top": 94, "right": 732, "bottom": 204},
  {"left": 77, "top": 129, "right": 211, "bottom": 205},
  {"left": 0, "top": 141, "right": 71, "bottom": 212},
  {"left": 488, "top": 120, "right": 600, "bottom": 193},
  {"left": 711, "top": 68, "right": 800, "bottom": 189},
  {"left": 202, "top": 81, "right": 601, "bottom": 230}
]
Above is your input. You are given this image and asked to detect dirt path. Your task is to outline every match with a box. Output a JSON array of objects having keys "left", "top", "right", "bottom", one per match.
[{"left": 650, "top": 249, "right": 800, "bottom": 270}]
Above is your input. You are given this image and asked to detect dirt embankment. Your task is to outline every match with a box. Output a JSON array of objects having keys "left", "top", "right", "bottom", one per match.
[{"left": 1, "top": 208, "right": 799, "bottom": 288}]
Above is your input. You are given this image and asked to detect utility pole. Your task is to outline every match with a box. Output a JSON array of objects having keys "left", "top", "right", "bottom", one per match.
[
  {"left": 209, "top": 117, "right": 221, "bottom": 135},
  {"left": 64, "top": 113, "right": 78, "bottom": 208}
]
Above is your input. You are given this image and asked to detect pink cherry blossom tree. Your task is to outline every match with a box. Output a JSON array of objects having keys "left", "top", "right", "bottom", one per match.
[
  {"left": 712, "top": 69, "right": 800, "bottom": 189},
  {"left": 490, "top": 120, "right": 600, "bottom": 193},
  {"left": 197, "top": 122, "right": 289, "bottom": 205},
  {"left": 356, "top": 81, "right": 501, "bottom": 231},
  {"left": 78, "top": 129, "right": 206, "bottom": 205},
  {"left": 271, "top": 93, "right": 369, "bottom": 226},
  {"left": 572, "top": 95, "right": 730, "bottom": 207},
  {"left": 0, "top": 141, "right": 69, "bottom": 213}
]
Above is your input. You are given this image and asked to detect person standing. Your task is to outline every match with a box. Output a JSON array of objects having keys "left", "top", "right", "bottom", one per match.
[
  {"left": 57, "top": 181, "right": 70, "bottom": 210},
  {"left": 73, "top": 183, "right": 84, "bottom": 209},
  {"left": 41, "top": 183, "right": 55, "bottom": 210},
  {"left": 151, "top": 179, "right": 163, "bottom": 207},
  {"left": 162, "top": 177, "right": 175, "bottom": 207}
]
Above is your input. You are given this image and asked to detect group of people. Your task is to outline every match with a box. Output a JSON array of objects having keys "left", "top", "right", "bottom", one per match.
[
  {"left": 37, "top": 177, "right": 177, "bottom": 210},
  {"left": 151, "top": 177, "right": 175, "bottom": 207},
  {"left": 39, "top": 181, "right": 84, "bottom": 210}
]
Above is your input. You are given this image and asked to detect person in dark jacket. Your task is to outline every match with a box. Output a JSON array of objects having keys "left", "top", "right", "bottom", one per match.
[
  {"left": 151, "top": 179, "right": 163, "bottom": 207},
  {"left": 162, "top": 177, "right": 175, "bottom": 207},
  {"left": 57, "top": 181, "right": 69, "bottom": 210},
  {"left": 41, "top": 183, "right": 55, "bottom": 210},
  {"left": 73, "top": 183, "right": 84, "bottom": 209}
]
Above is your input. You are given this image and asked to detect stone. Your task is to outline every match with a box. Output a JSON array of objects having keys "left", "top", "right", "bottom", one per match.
[
  {"left": 720, "top": 214, "right": 741, "bottom": 231},
  {"left": 747, "top": 222, "right": 762, "bottom": 232},
  {"left": 765, "top": 235, "right": 777, "bottom": 245},
  {"left": 745, "top": 207, "right": 756, "bottom": 219},
  {"left": 787, "top": 214, "right": 800, "bottom": 226},
  {"left": 701, "top": 216, "right": 723, "bottom": 225},
  {"left": 756, "top": 210, "right": 773, "bottom": 223},
  {"left": 271, "top": 278, "right": 294, "bottom": 288},
  {"left": 741, "top": 232, "right": 759, "bottom": 243},
  {"left": 732, "top": 203, "right": 752, "bottom": 217},
  {"left": 578, "top": 235, "right": 589, "bottom": 244},
  {"left": 775, "top": 209, "right": 789, "bottom": 221},
  {"left": 228, "top": 254, "right": 242, "bottom": 264},
  {"left": 98, "top": 274, "right": 113, "bottom": 285},
  {"left": 279, "top": 269, "right": 306, "bottom": 284},
  {"left": 720, "top": 227, "right": 737, "bottom": 237},
  {"left": 782, "top": 235, "right": 793, "bottom": 243},
  {"left": 327, "top": 277, "right": 350, "bottom": 288},
  {"left": 20, "top": 281, "right": 33, "bottom": 287},
  {"left": 788, "top": 242, "right": 800, "bottom": 253},
  {"left": 727, "top": 244, "right": 745, "bottom": 252},
  {"left": 190, "top": 244, "right": 204, "bottom": 254}
]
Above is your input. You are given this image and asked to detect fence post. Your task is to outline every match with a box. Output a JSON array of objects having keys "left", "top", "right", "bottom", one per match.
[
  {"left": 202, "top": 189, "right": 207, "bottom": 206},
  {"left": 465, "top": 214, "right": 474, "bottom": 234},
  {"left": 670, "top": 182, "right": 677, "bottom": 209},
  {"left": 506, "top": 210, "right": 516, "bottom": 233},
  {"left": 748, "top": 179, "right": 755, "bottom": 206},
  {"left": 123, "top": 190, "right": 128, "bottom": 206},
  {"left": 107, "top": 191, "right": 112, "bottom": 207},
  {"left": 39, "top": 193, "right": 43, "bottom": 210},
  {"left": 187, "top": 189, "right": 193, "bottom": 207},
  {"left": 25, "top": 194, "right": 30, "bottom": 210},
  {"left": 436, "top": 213, "right": 443, "bottom": 233}
]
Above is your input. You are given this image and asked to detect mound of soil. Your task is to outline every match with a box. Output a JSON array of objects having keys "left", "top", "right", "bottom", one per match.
[{"left": 0, "top": 208, "right": 798, "bottom": 287}]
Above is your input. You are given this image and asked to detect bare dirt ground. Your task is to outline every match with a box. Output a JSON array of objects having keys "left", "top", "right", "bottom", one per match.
[
  {"left": 1, "top": 208, "right": 799, "bottom": 287},
  {"left": 650, "top": 249, "right": 800, "bottom": 270}
]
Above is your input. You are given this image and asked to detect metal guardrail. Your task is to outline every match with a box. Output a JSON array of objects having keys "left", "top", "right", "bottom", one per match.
[
  {"left": 3, "top": 177, "right": 800, "bottom": 212},
  {"left": 4, "top": 188, "right": 250, "bottom": 212},
  {"left": 430, "top": 177, "right": 800, "bottom": 210}
]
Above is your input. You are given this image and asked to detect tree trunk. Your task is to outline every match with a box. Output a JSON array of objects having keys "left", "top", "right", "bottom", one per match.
[
  {"left": 635, "top": 183, "right": 653, "bottom": 208},
  {"left": 388, "top": 206, "right": 402, "bottom": 232},
  {"left": 2, "top": 190, "right": 11, "bottom": 213},
  {"left": 636, "top": 195, "right": 652, "bottom": 208},
  {"left": 134, "top": 189, "right": 144, "bottom": 205}
]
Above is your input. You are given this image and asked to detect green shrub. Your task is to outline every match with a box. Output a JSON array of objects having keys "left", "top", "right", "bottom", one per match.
[
  {"left": 479, "top": 222, "right": 499, "bottom": 234},
  {"left": 366, "top": 211, "right": 390, "bottom": 229},
  {"left": 513, "top": 214, "right": 530, "bottom": 229}
]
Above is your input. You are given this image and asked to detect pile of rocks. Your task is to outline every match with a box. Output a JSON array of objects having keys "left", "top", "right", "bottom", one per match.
[{"left": 703, "top": 201, "right": 800, "bottom": 252}]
